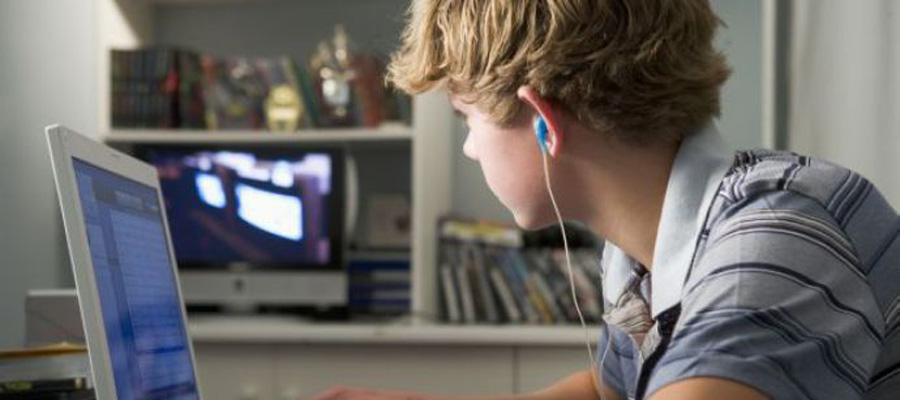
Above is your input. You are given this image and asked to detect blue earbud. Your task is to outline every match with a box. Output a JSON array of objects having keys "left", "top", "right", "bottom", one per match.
[{"left": 534, "top": 116, "right": 549, "bottom": 154}]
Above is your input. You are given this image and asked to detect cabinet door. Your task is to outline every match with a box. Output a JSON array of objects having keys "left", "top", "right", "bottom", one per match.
[
  {"left": 275, "top": 344, "right": 515, "bottom": 399},
  {"left": 193, "top": 343, "right": 278, "bottom": 400},
  {"left": 515, "top": 347, "right": 589, "bottom": 394}
]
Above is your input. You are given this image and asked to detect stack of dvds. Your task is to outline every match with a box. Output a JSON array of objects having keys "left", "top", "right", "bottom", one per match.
[
  {"left": 347, "top": 251, "right": 411, "bottom": 317},
  {"left": 438, "top": 218, "right": 604, "bottom": 325}
]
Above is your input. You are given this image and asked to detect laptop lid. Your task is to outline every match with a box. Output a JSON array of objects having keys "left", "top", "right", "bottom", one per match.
[{"left": 46, "top": 124, "right": 202, "bottom": 400}]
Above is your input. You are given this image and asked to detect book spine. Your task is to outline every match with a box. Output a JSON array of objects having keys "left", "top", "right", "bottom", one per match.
[
  {"left": 137, "top": 49, "right": 150, "bottom": 128},
  {"left": 455, "top": 261, "right": 477, "bottom": 324},
  {"left": 551, "top": 249, "right": 601, "bottom": 320},
  {"left": 440, "top": 262, "right": 461, "bottom": 324},
  {"left": 471, "top": 246, "right": 499, "bottom": 323},
  {"left": 125, "top": 50, "right": 137, "bottom": 128},
  {"left": 531, "top": 270, "right": 564, "bottom": 323},
  {"left": 518, "top": 251, "right": 558, "bottom": 323},
  {"left": 523, "top": 276, "right": 553, "bottom": 324},
  {"left": 510, "top": 252, "right": 551, "bottom": 323},
  {"left": 500, "top": 251, "right": 540, "bottom": 324},
  {"left": 531, "top": 250, "right": 578, "bottom": 322},
  {"left": 161, "top": 48, "right": 178, "bottom": 128},
  {"left": 110, "top": 50, "right": 123, "bottom": 128},
  {"left": 488, "top": 265, "right": 521, "bottom": 323},
  {"left": 459, "top": 245, "right": 482, "bottom": 321}
]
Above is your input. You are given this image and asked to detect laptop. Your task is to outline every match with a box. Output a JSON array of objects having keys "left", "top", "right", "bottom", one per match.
[{"left": 47, "top": 125, "right": 202, "bottom": 400}]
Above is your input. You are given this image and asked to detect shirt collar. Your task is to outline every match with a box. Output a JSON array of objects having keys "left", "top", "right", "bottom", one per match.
[{"left": 601, "top": 124, "right": 734, "bottom": 318}]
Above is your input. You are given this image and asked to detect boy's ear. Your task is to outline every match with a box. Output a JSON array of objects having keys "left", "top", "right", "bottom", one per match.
[{"left": 517, "top": 86, "right": 563, "bottom": 157}]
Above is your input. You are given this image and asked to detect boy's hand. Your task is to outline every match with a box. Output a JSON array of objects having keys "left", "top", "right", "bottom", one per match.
[{"left": 307, "top": 386, "right": 429, "bottom": 400}]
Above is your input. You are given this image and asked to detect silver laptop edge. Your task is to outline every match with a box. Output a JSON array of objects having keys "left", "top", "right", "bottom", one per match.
[{"left": 46, "top": 124, "right": 203, "bottom": 400}]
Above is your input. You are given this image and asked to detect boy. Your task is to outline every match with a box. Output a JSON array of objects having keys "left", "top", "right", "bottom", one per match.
[{"left": 312, "top": 1, "right": 900, "bottom": 399}]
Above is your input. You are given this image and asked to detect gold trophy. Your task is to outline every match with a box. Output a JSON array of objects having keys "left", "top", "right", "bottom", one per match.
[
  {"left": 266, "top": 83, "right": 302, "bottom": 132},
  {"left": 263, "top": 57, "right": 305, "bottom": 132},
  {"left": 310, "top": 25, "right": 357, "bottom": 126}
]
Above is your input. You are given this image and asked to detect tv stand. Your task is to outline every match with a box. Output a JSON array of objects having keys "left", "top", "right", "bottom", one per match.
[{"left": 179, "top": 270, "right": 347, "bottom": 311}]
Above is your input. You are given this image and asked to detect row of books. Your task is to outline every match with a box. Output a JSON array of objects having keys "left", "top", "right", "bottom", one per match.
[
  {"left": 110, "top": 48, "right": 411, "bottom": 131},
  {"left": 438, "top": 219, "right": 604, "bottom": 325},
  {"left": 0, "top": 344, "right": 93, "bottom": 400},
  {"left": 110, "top": 48, "right": 204, "bottom": 130}
]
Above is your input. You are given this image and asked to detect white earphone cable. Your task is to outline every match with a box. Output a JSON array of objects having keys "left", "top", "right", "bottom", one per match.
[{"left": 541, "top": 148, "right": 609, "bottom": 399}]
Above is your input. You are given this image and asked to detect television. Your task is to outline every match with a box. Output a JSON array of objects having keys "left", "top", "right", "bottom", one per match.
[{"left": 136, "top": 145, "right": 349, "bottom": 311}]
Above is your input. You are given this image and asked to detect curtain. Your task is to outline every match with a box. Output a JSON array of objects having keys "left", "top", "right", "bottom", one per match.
[{"left": 788, "top": 0, "right": 900, "bottom": 208}]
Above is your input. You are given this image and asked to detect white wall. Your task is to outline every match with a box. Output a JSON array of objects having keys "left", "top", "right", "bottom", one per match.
[
  {"left": 712, "top": 0, "right": 764, "bottom": 151},
  {"left": 0, "top": 0, "right": 97, "bottom": 348},
  {"left": 787, "top": 0, "right": 900, "bottom": 209},
  {"left": 452, "top": 0, "right": 765, "bottom": 222}
]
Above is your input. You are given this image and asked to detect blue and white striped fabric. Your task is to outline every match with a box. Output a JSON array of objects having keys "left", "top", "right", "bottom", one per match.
[{"left": 596, "top": 126, "right": 900, "bottom": 400}]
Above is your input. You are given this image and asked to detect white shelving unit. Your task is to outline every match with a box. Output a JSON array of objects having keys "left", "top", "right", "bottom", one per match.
[
  {"left": 93, "top": 0, "right": 599, "bottom": 333},
  {"left": 96, "top": 0, "right": 454, "bottom": 323}
]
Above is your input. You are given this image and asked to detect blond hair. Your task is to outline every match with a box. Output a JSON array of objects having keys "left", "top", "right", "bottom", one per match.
[{"left": 387, "top": 0, "right": 731, "bottom": 145}]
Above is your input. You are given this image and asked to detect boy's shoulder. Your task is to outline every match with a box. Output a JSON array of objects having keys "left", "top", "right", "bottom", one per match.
[
  {"left": 659, "top": 149, "right": 900, "bottom": 400},
  {"left": 716, "top": 149, "right": 865, "bottom": 216},
  {"left": 700, "top": 148, "right": 898, "bottom": 282}
]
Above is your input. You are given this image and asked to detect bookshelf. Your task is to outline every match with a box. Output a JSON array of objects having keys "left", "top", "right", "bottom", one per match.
[
  {"left": 95, "top": 0, "right": 455, "bottom": 325},
  {"left": 94, "top": 0, "right": 597, "bottom": 333}
]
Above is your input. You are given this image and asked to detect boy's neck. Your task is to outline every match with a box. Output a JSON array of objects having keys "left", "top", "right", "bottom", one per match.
[{"left": 562, "top": 134, "right": 680, "bottom": 271}]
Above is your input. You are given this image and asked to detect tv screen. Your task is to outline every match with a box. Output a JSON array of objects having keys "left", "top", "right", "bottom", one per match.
[{"left": 138, "top": 146, "right": 344, "bottom": 270}]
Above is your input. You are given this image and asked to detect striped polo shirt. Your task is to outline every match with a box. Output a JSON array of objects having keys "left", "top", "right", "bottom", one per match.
[{"left": 596, "top": 125, "right": 900, "bottom": 400}]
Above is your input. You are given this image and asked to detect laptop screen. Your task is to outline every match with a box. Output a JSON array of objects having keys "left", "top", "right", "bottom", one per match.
[{"left": 73, "top": 158, "right": 199, "bottom": 400}]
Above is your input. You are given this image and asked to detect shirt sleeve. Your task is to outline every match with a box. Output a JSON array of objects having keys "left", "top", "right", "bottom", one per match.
[{"left": 645, "top": 194, "right": 884, "bottom": 400}]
